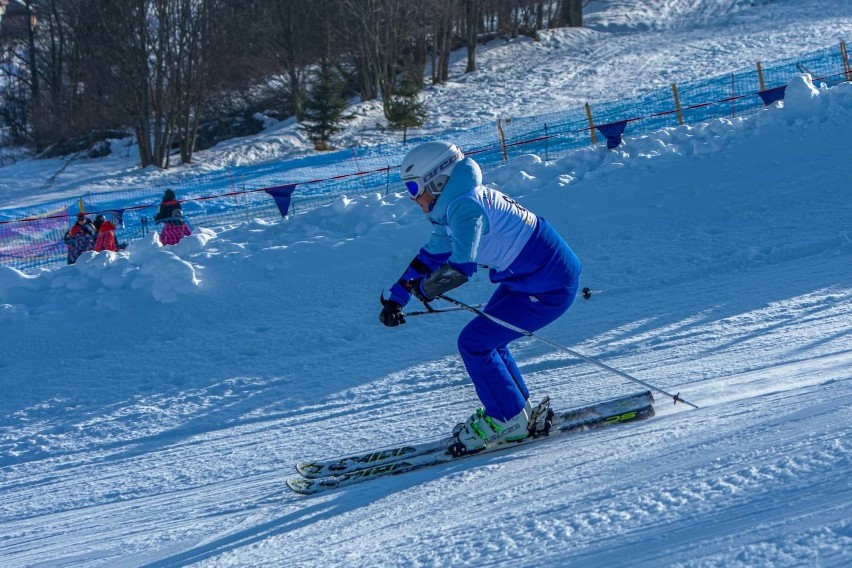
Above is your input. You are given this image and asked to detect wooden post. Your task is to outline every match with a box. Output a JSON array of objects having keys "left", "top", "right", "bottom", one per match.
[
  {"left": 241, "top": 175, "right": 250, "bottom": 222},
  {"left": 731, "top": 73, "right": 736, "bottom": 118},
  {"left": 584, "top": 103, "right": 597, "bottom": 145},
  {"left": 78, "top": 198, "right": 85, "bottom": 214},
  {"left": 385, "top": 164, "right": 391, "bottom": 196},
  {"left": 671, "top": 83, "right": 684, "bottom": 125},
  {"left": 756, "top": 61, "right": 766, "bottom": 91},
  {"left": 841, "top": 41, "right": 852, "bottom": 82},
  {"left": 496, "top": 119, "right": 508, "bottom": 163}
]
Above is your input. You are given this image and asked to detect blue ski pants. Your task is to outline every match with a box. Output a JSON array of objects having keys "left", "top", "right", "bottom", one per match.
[{"left": 457, "top": 281, "right": 579, "bottom": 422}]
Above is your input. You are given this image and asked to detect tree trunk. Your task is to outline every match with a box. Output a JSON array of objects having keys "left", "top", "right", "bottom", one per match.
[
  {"left": 465, "top": 0, "right": 479, "bottom": 74},
  {"left": 23, "top": 0, "right": 43, "bottom": 152},
  {"left": 432, "top": 0, "right": 455, "bottom": 84},
  {"left": 496, "top": 0, "right": 514, "bottom": 38},
  {"left": 557, "top": 0, "right": 583, "bottom": 27}
]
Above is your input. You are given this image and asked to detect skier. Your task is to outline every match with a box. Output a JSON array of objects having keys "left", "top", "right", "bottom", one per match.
[{"left": 379, "top": 141, "right": 582, "bottom": 452}]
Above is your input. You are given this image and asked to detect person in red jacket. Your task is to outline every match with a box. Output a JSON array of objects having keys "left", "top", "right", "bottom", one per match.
[{"left": 94, "top": 214, "right": 119, "bottom": 252}]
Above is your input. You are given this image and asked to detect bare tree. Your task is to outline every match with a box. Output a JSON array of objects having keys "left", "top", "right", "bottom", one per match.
[
  {"left": 62, "top": 0, "right": 130, "bottom": 137},
  {"left": 431, "top": 0, "right": 456, "bottom": 85},
  {"left": 2, "top": 0, "right": 579, "bottom": 164},
  {"left": 1, "top": 0, "right": 122, "bottom": 151},
  {"left": 73, "top": 0, "right": 252, "bottom": 168},
  {"left": 80, "top": 0, "right": 153, "bottom": 167},
  {"left": 554, "top": 0, "right": 584, "bottom": 27},
  {"left": 259, "top": 0, "right": 320, "bottom": 122},
  {"left": 172, "top": 0, "right": 244, "bottom": 164},
  {"left": 22, "top": 0, "right": 42, "bottom": 149},
  {"left": 495, "top": 0, "right": 515, "bottom": 38},
  {"left": 3, "top": 0, "right": 48, "bottom": 151},
  {"left": 340, "top": 0, "right": 419, "bottom": 106}
]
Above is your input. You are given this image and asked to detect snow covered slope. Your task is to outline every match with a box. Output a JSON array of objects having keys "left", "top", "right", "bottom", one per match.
[
  {"left": 0, "top": 71, "right": 850, "bottom": 568},
  {"left": 1, "top": 1, "right": 851, "bottom": 566}
]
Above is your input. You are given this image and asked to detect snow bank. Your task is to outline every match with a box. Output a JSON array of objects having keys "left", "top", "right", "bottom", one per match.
[{"left": 2, "top": 74, "right": 850, "bottom": 315}]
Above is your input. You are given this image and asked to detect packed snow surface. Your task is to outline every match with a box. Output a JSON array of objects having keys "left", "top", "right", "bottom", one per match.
[{"left": 1, "top": 1, "right": 851, "bottom": 566}]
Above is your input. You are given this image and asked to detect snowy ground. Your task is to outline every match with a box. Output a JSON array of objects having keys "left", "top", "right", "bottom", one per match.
[{"left": 1, "top": 1, "right": 851, "bottom": 566}]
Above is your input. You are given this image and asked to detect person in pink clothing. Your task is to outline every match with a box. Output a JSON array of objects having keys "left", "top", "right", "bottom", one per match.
[{"left": 159, "top": 209, "right": 192, "bottom": 245}]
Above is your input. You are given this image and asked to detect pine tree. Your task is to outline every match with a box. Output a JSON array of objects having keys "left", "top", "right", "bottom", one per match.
[
  {"left": 301, "top": 58, "right": 353, "bottom": 151},
  {"left": 385, "top": 77, "right": 427, "bottom": 143}
]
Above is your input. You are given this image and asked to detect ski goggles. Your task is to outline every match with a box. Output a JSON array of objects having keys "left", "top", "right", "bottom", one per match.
[{"left": 404, "top": 180, "right": 425, "bottom": 199}]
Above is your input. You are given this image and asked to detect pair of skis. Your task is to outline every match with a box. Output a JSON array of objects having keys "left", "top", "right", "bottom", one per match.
[{"left": 287, "top": 390, "right": 656, "bottom": 495}]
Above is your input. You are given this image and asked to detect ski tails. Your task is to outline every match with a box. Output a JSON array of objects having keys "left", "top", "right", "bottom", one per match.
[{"left": 296, "top": 438, "right": 450, "bottom": 479}]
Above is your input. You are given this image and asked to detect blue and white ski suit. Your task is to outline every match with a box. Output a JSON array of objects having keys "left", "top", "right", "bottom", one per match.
[{"left": 388, "top": 158, "right": 582, "bottom": 422}]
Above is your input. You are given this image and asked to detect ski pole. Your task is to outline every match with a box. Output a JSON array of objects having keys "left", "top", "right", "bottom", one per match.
[
  {"left": 411, "top": 286, "right": 596, "bottom": 318},
  {"left": 438, "top": 294, "right": 699, "bottom": 409},
  {"left": 406, "top": 304, "right": 485, "bottom": 317},
  {"left": 409, "top": 285, "right": 595, "bottom": 317},
  {"left": 581, "top": 286, "right": 602, "bottom": 300}
]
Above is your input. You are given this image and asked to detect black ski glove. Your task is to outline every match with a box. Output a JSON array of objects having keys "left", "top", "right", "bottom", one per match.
[
  {"left": 379, "top": 297, "right": 406, "bottom": 327},
  {"left": 411, "top": 279, "right": 434, "bottom": 304}
]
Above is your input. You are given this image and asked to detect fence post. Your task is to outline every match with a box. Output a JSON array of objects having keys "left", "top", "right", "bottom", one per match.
[
  {"left": 756, "top": 61, "right": 766, "bottom": 91},
  {"left": 544, "top": 123, "right": 550, "bottom": 161},
  {"left": 584, "top": 103, "right": 597, "bottom": 145},
  {"left": 731, "top": 73, "right": 736, "bottom": 118},
  {"left": 385, "top": 164, "right": 391, "bottom": 196},
  {"left": 241, "top": 175, "right": 250, "bottom": 222},
  {"left": 671, "top": 83, "right": 684, "bottom": 125},
  {"left": 841, "top": 41, "right": 852, "bottom": 82},
  {"left": 350, "top": 148, "right": 370, "bottom": 193},
  {"left": 496, "top": 119, "right": 509, "bottom": 163}
]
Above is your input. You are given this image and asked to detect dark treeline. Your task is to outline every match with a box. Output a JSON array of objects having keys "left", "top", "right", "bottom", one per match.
[{"left": 0, "top": 0, "right": 585, "bottom": 169}]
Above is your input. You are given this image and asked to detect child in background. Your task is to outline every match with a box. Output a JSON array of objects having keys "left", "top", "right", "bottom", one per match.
[
  {"left": 94, "top": 213, "right": 119, "bottom": 252},
  {"left": 64, "top": 213, "right": 97, "bottom": 264},
  {"left": 159, "top": 209, "right": 192, "bottom": 246}
]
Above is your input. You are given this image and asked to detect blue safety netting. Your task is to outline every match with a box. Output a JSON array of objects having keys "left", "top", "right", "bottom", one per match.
[{"left": 1, "top": 42, "right": 850, "bottom": 272}]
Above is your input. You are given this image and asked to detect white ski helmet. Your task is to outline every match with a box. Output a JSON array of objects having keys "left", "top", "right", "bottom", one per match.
[{"left": 400, "top": 141, "right": 464, "bottom": 199}]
